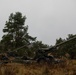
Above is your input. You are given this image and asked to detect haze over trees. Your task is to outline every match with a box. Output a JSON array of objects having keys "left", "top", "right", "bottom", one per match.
[
  {"left": 1, "top": 12, "right": 36, "bottom": 51},
  {"left": 0, "top": 12, "right": 76, "bottom": 59},
  {"left": 0, "top": 12, "right": 48, "bottom": 56}
]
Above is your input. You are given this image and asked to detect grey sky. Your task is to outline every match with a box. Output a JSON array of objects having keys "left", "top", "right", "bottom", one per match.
[{"left": 0, "top": 0, "right": 76, "bottom": 45}]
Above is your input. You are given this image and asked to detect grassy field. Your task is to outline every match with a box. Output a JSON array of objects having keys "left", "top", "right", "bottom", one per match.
[{"left": 0, "top": 59, "right": 76, "bottom": 75}]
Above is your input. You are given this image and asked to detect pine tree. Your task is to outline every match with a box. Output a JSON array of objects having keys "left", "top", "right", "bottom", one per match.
[{"left": 1, "top": 12, "right": 36, "bottom": 51}]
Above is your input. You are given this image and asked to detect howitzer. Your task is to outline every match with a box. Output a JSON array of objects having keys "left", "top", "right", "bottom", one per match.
[
  {"left": 7, "top": 36, "right": 76, "bottom": 58},
  {"left": 33, "top": 36, "right": 76, "bottom": 63},
  {"left": 1, "top": 35, "right": 76, "bottom": 64}
]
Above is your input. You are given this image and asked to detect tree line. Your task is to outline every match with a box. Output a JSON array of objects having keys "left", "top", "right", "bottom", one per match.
[
  {"left": 55, "top": 34, "right": 76, "bottom": 59},
  {"left": 0, "top": 12, "right": 48, "bottom": 57},
  {"left": 0, "top": 12, "right": 76, "bottom": 59}
]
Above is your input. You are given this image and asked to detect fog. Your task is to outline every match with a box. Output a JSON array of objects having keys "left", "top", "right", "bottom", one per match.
[{"left": 0, "top": 0, "right": 76, "bottom": 45}]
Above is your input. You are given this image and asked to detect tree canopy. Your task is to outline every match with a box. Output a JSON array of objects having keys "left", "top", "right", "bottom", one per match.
[
  {"left": 0, "top": 12, "right": 76, "bottom": 59},
  {"left": 55, "top": 34, "right": 76, "bottom": 59},
  {"left": 1, "top": 12, "right": 36, "bottom": 51}
]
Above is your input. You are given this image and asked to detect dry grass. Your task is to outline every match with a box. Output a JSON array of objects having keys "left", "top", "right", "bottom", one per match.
[{"left": 0, "top": 59, "right": 76, "bottom": 75}]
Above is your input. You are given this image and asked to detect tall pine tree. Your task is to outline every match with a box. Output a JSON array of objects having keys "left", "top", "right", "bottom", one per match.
[{"left": 1, "top": 12, "right": 36, "bottom": 51}]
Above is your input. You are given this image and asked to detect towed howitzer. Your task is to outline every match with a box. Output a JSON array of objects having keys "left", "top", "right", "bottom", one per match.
[
  {"left": 2, "top": 36, "right": 76, "bottom": 64},
  {"left": 33, "top": 36, "right": 76, "bottom": 63}
]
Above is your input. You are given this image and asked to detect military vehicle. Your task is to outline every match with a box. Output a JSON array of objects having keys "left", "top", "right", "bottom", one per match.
[
  {"left": 0, "top": 36, "right": 76, "bottom": 64},
  {"left": 11, "top": 36, "right": 76, "bottom": 63},
  {"left": 34, "top": 36, "right": 76, "bottom": 63}
]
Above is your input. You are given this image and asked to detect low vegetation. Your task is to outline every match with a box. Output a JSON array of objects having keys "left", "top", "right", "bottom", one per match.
[{"left": 0, "top": 58, "right": 76, "bottom": 75}]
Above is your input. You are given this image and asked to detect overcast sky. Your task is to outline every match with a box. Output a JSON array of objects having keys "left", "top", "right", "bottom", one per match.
[{"left": 0, "top": 0, "right": 76, "bottom": 45}]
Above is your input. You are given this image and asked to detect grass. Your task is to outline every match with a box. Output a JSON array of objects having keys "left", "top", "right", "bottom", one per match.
[{"left": 0, "top": 59, "right": 76, "bottom": 75}]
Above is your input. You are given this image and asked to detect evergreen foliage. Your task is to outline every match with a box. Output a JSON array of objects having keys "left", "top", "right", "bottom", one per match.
[
  {"left": 56, "top": 34, "right": 76, "bottom": 59},
  {"left": 1, "top": 12, "right": 36, "bottom": 51},
  {"left": 0, "top": 12, "right": 76, "bottom": 59}
]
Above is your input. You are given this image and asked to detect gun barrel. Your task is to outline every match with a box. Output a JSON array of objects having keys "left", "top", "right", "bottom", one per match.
[
  {"left": 55, "top": 36, "right": 76, "bottom": 47},
  {"left": 9, "top": 36, "right": 76, "bottom": 52},
  {"left": 43, "top": 36, "right": 76, "bottom": 52}
]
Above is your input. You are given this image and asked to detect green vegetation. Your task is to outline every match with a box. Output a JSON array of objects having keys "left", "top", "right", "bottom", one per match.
[
  {"left": 0, "top": 12, "right": 48, "bottom": 57},
  {"left": 1, "top": 12, "right": 36, "bottom": 51},
  {"left": 0, "top": 12, "right": 76, "bottom": 59},
  {"left": 55, "top": 34, "right": 76, "bottom": 59}
]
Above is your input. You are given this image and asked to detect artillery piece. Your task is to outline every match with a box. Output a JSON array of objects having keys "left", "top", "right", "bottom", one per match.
[
  {"left": 34, "top": 36, "right": 76, "bottom": 63},
  {"left": 0, "top": 36, "right": 76, "bottom": 64},
  {"left": 11, "top": 36, "right": 76, "bottom": 63}
]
